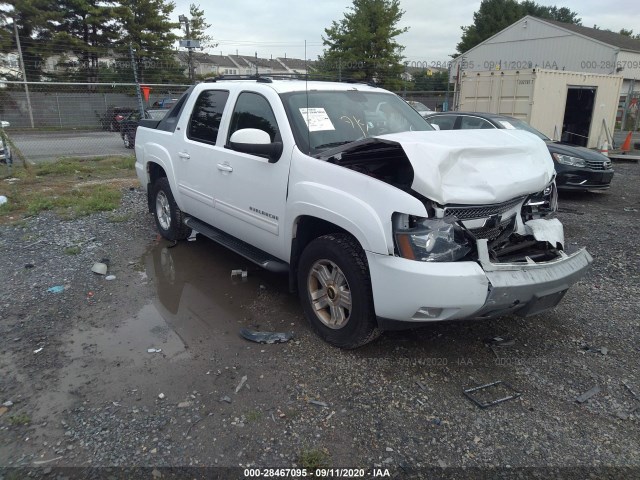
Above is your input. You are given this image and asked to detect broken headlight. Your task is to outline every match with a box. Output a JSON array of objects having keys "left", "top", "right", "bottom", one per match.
[
  {"left": 522, "top": 180, "right": 558, "bottom": 220},
  {"left": 393, "top": 213, "right": 471, "bottom": 262}
]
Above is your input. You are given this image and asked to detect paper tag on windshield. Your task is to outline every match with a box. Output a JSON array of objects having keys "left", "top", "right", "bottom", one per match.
[
  {"left": 299, "top": 108, "right": 335, "bottom": 132},
  {"left": 498, "top": 120, "right": 516, "bottom": 129}
]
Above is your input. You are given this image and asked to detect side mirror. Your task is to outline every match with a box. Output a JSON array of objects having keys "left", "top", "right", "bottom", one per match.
[{"left": 227, "top": 128, "right": 283, "bottom": 163}]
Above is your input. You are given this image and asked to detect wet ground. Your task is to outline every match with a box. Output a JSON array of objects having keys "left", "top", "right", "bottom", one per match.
[{"left": 1, "top": 162, "right": 639, "bottom": 478}]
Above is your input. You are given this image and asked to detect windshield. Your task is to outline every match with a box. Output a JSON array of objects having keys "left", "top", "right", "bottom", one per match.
[
  {"left": 498, "top": 117, "right": 550, "bottom": 141},
  {"left": 281, "top": 90, "right": 433, "bottom": 155}
]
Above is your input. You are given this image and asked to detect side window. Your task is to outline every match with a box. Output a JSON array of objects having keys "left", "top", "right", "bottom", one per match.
[
  {"left": 428, "top": 116, "right": 456, "bottom": 130},
  {"left": 187, "top": 90, "right": 229, "bottom": 145},
  {"left": 460, "top": 116, "right": 495, "bottom": 130},
  {"left": 228, "top": 92, "right": 280, "bottom": 142}
]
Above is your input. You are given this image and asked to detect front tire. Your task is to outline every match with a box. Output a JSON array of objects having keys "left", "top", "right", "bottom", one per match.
[
  {"left": 151, "top": 177, "right": 191, "bottom": 241},
  {"left": 123, "top": 132, "right": 133, "bottom": 149},
  {"left": 297, "top": 233, "right": 381, "bottom": 349}
]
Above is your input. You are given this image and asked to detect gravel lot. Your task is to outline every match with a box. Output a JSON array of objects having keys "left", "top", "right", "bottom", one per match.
[{"left": 0, "top": 162, "right": 639, "bottom": 479}]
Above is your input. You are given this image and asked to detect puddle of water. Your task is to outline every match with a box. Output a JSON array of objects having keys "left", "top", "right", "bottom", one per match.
[
  {"left": 67, "top": 303, "right": 190, "bottom": 366},
  {"left": 144, "top": 236, "right": 298, "bottom": 352},
  {"left": 30, "top": 236, "right": 299, "bottom": 423}
]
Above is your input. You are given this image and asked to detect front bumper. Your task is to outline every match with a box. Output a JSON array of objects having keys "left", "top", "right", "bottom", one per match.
[
  {"left": 556, "top": 166, "right": 614, "bottom": 190},
  {"left": 367, "top": 247, "right": 592, "bottom": 329}
]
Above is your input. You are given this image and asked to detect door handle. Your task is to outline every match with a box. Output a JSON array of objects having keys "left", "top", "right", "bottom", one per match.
[
  {"left": 217, "top": 163, "right": 233, "bottom": 172},
  {"left": 178, "top": 151, "right": 190, "bottom": 159}
]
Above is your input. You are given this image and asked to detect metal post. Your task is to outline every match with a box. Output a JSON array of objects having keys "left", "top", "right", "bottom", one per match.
[
  {"left": 621, "top": 80, "right": 634, "bottom": 131},
  {"left": 129, "top": 44, "right": 145, "bottom": 116},
  {"left": 14, "top": 17, "right": 34, "bottom": 129},
  {"left": 55, "top": 93, "right": 63, "bottom": 128}
]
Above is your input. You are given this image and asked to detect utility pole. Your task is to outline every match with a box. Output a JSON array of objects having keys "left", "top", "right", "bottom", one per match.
[
  {"left": 13, "top": 17, "right": 34, "bottom": 128},
  {"left": 129, "top": 44, "right": 145, "bottom": 116},
  {"left": 179, "top": 15, "right": 193, "bottom": 82}
]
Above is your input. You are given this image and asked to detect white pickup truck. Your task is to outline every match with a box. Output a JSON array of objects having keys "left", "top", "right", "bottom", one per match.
[{"left": 135, "top": 78, "right": 592, "bottom": 348}]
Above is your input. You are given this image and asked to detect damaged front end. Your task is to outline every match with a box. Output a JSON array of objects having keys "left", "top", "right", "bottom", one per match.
[
  {"left": 391, "top": 189, "right": 592, "bottom": 319},
  {"left": 319, "top": 133, "right": 592, "bottom": 320}
]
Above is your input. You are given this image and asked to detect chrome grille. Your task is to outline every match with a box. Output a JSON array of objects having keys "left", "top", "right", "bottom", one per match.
[
  {"left": 443, "top": 196, "right": 525, "bottom": 221},
  {"left": 585, "top": 159, "right": 609, "bottom": 170}
]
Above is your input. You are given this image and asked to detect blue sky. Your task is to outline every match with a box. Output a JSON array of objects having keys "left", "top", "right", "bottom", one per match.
[{"left": 171, "top": 0, "right": 640, "bottom": 61}]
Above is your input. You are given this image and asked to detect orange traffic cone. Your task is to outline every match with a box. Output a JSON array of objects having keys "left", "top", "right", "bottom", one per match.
[{"left": 621, "top": 131, "right": 633, "bottom": 152}]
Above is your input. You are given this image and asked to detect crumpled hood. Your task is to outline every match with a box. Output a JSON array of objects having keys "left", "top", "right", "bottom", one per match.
[{"left": 380, "top": 129, "right": 555, "bottom": 205}]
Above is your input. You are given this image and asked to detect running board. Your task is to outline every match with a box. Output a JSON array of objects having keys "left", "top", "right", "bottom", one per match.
[{"left": 184, "top": 217, "right": 289, "bottom": 274}]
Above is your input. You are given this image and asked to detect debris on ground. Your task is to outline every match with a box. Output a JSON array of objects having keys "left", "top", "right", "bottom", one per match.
[
  {"left": 158, "top": 393, "right": 166, "bottom": 400},
  {"left": 623, "top": 381, "right": 640, "bottom": 402},
  {"left": 240, "top": 328, "right": 293, "bottom": 344},
  {"left": 32, "top": 456, "right": 63, "bottom": 465},
  {"left": 576, "top": 386, "right": 601, "bottom": 403},
  {"left": 47, "top": 285, "right": 65, "bottom": 294},
  {"left": 105, "top": 275, "right": 116, "bottom": 281},
  {"left": 0, "top": 195, "right": 7, "bottom": 206},
  {"left": 485, "top": 336, "right": 515, "bottom": 347},
  {"left": 231, "top": 269, "right": 248, "bottom": 279},
  {"left": 0, "top": 406, "right": 9, "bottom": 417},
  {"left": 147, "top": 348, "right": 162, "bottom": 353},
  {"left": 91, "top": 262, "right": 108, "bottom": 275},
  {"left": 235, "top": 375, "right": 248, "bottom": 394},
  {"left": 220, "top": 396, "right": 232, "bottom": 404},
  {"left": 309, "top": 400, "right": 329, "bottom": 408},
  {"left": 580, "top": 344, "right": 608, "bottom": 355},
  {"left": 463, "top": 381, "right": 522, "bottom": 408},
  {"left": 33, "top": 347, "right": 44, "bottom": 354}
]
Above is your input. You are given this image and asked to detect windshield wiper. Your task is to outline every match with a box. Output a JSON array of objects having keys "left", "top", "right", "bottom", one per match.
[{"left": 314, "top": 140, "right": 354, "bottom": 150}]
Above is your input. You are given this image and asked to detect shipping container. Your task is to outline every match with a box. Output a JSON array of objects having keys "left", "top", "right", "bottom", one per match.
[{"left": 456, "top": 69, "right": 623, "bottom": 148}]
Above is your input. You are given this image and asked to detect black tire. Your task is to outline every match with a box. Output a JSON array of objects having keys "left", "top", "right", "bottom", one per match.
[
  {"left": 151, "top": 177, "right": 191, "bottom": 241},
  {"left": 297, "top": 233, "right": 381, "bottom": 349},
  {"left": 123, "top": 132, "right": 133, "bottom": 149}
]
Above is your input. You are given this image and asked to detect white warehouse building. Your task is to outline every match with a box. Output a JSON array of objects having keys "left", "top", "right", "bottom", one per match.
[{"left": 450, "top": 16, "right": 640, "bottom": 123}]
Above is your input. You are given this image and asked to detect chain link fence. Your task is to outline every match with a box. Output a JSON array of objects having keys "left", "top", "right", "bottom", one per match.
[
  {"left": 0, "top": 81, "right": 190, "bottom": 167},
  {"left": 0, "top": 79, "right": 451, "bottom": 166}
]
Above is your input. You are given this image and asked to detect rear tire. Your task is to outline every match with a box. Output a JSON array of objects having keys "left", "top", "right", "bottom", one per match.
[
  {"left": 297, "top": 233, "right": 381, "bottom": 349},
  {"left": 151, "top": 177, "right": 191, "bottom": 241}
]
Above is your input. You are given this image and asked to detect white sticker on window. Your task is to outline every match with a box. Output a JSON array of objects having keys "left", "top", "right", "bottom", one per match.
[
  {"left": 498, "top": 120, "right": 516, "bottom": 129},
  {"left": 299, "top": 108, "right": 335, "bottom": 132}
]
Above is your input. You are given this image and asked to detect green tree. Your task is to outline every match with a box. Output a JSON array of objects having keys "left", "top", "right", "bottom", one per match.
[
  {"left": 318, "top": 0, "right": 407, "bottom": 89},
  {"left": 618, "top": 28, "right": 640, "bottom": 39},
  {"left": 188, "top": 3, "right": 214, "bottom": 48},
  {"left": 50, "top": 0, "right": 119, "bottom": 83},
  {"left": 115, "top": 0, "right": 185, "bottom": 83},
  {"left": 412, "top": 70, "right": 449, "bottom": 91},
  {"left": 456, "top": 0, "right": 581, "bottom": 54},
  {"left": 0, "top": 0, "right": 59, "bottom": 80}
]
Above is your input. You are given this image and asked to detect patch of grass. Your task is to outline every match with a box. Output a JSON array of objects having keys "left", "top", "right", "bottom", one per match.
[
  {"left": 35, "top": 159, "right": 94, "bottom": 176},
  {"left": 245, "top": 409, "right": 262, "bottom": 422},
  {"left": 298, "top": 447, "right": 330, "bottom": 470},
  {"left": 65, "top": 245, "right": 81, "bottom": 255},
  {"left": 0, "top": 155, "right": 138, "bottom": 225},
  {"left": 8, "top": 413, "right": 31, "bottom": 426}
]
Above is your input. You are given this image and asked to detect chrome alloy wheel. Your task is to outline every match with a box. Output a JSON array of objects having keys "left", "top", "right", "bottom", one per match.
[
  {"left": 307, "top": 259, "right": 352, "bottom": 329},
  {"left": 155, "top": 190, "right": 171, "bottom": 231}
]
